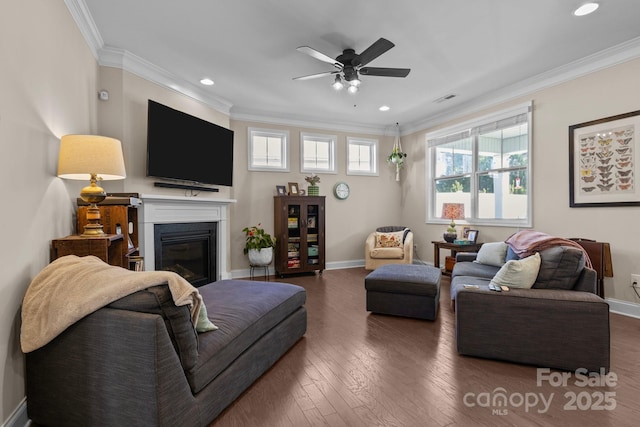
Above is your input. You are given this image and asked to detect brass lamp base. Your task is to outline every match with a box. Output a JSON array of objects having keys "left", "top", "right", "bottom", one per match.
[{"left": 80, "top": 174, "right": 107, "bottom": 236}]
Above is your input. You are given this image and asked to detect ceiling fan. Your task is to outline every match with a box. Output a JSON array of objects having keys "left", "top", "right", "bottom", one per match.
[{"left": 293, "top": 38, "right": 410, "bottom": 93}]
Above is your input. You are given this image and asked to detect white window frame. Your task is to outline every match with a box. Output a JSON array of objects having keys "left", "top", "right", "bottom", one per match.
[
  {"left": 347, "top": 137, "right": 379, "bottom": 176},
  {"left": 426, "top": 102, "right": 533, "bottom": 227},
  {"left": 248, "top": 127, "right": 290, "bottom": 172},
  {"left": 300, "top": 132, "right": 337, "bottom": 174}
]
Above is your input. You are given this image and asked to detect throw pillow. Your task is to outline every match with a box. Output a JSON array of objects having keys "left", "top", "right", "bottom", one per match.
[
  {"left": 196, "top": 303, "right": 218, "bottom": 332},
  {"left": 532, "top": 246, "right": 586, "bottom": 290},
  {"left": 375, "top": 231, "right": 404, "bottom": 248},
  {"left": 490, "top": 252, "right": 541, "bottom": 289},
  {"left": 475, "top": 241, "right": 508, "bottom": 267}
]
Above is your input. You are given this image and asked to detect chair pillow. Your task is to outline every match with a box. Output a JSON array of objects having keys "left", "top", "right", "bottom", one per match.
[
  {"left": 475, "top": 242, "right": 508, "bottom": 267},
  {"left": 490, "top": 252, "right": 541, "bottom": 289},
  {"left": 375, "top": 231, "right": 404, "bottom": 248}
]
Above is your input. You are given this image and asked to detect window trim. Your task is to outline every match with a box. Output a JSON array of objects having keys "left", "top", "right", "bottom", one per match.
[
  {"left": 248, "top": 127, "right": 290, "bottom": 172},
  {"left": 300, "top": 132, "right": 337, "bottom": 174},
  {"left": 426, "top": 101, "right": 533, "bottom": 227},
  {"left": 347, "top": 136, "right": 379, "bottom": 176}
]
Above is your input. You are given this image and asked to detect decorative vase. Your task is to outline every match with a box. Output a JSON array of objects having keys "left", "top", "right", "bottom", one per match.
[
  {"left": 443, "top": 231, "right": 457, "bottom": 243},
  {"left": 307, "top": 185, "right": 319, "bottom": 196},
  {"left": 247, "top": 247, "right": 273, "bottom": 266}
]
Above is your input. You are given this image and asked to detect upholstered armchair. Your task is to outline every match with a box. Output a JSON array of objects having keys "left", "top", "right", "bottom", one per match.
[{"left": 365, "top": 226, "right": 414, "bottom": 270}]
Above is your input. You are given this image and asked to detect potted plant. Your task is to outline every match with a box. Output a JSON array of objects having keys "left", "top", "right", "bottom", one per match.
[
  {"left": 387, "top": 123, "right": 407, "bottom": 181},
  {"left": 305, "top": 174, "right": 321, "bottom": 196},
  {"left": 242, "top": 223, "right": 276, "bottom": 266}
]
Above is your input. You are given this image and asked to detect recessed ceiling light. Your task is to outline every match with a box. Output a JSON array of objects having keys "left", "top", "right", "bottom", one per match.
[
  {"left": 574, "top": 2, "right": 599, "bottom": 16},
  {"left": 379, "top": 105, "right": 390, "bottom": 111},
  {"left": 200, "top": 78, "right": 214, "bottom": 86}
]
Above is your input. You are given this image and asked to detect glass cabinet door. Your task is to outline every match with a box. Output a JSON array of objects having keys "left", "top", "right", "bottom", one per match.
[
  {"left": 306, "top": 203, "right": 320, "bottom": 267},
  {"left": 286, "top": 204, "right": 301, "bottom": 269}
]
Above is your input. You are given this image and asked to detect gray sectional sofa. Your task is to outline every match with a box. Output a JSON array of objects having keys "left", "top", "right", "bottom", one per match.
[
  {"left": 451, "top": 244, "right": 610, "bottom": 373},
  {"left": 26, "top": 279, "right": 307, "bottom": 426}
]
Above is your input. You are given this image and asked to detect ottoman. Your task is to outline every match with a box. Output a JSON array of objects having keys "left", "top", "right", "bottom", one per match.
[{"left": 365, "top": 264, "right": 441, "bottom": 320}]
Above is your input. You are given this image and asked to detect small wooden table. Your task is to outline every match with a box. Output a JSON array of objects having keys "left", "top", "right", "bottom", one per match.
[{"left": 432, "top": 240, "right": 483, "bottom": 275}]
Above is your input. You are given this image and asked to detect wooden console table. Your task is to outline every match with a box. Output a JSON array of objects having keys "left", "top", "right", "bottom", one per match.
[{"left": 432, "top": 240, "right": 483, "bottom": 275}]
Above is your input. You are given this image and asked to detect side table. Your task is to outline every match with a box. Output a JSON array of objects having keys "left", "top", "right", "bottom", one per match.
[{"left": 431, "top": 240, "right": 483, "bottom": 275}]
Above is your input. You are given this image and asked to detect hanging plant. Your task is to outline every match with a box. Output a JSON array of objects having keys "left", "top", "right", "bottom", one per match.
[{"left": 387, "top": 123, "right": 407, "bottom": 181}]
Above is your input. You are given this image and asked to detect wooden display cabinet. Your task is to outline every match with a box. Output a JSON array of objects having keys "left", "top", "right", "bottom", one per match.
[{"left": 274, "top": 195, "right": 325, "bottom": 276}]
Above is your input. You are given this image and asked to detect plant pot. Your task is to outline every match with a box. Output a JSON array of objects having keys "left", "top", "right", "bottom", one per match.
[
  {"left": 443, "top": 231, "right": 457, "bottom": 243},
  {"left": 307, "top": 185, "right": 319, "bottom": 196},
  {"left": 247, "top": 247, "right": 273, "bottom": 266}
]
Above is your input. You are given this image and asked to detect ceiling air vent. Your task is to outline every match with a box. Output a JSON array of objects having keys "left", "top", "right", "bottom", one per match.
[{"left": 433, "top": 94, "right": 457, "bottom": 103}]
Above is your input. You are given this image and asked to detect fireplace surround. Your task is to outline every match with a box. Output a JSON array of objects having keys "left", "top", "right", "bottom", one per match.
[{"left": 139, "top": 194, "right": 235, "bottom": 281}]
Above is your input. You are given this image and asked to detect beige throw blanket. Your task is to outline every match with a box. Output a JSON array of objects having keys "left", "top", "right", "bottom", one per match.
[{"left": 21, "top": 255, "right": 202, "bottom": 353}]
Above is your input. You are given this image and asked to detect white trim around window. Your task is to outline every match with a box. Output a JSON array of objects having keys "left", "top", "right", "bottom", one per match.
[
  {"left": 426, "top": 101, "right": 533, "bottom": 227},
  {"left": 300, "top": 132, "right": 337, "bottom": 174},
  {"left": 248, "top": 127, "right": 290, "bottom": 172},
  {"left": 347, "top": 137, "right": 379, "bottom": 176}
]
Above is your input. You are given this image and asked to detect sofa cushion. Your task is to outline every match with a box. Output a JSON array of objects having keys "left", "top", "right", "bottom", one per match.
[
  {"left": 370, "top": 246, "right": 404, "bottom": 259},
  {"left": 490, "top": 253, "right": 541, "bottom": 289},
  {"left": 533, "top": 246, "right": 586, "bottom": 290},
  {"left": 188, "top": 279, "right": 306, "bottom": 394},
  {"left": 108, "top": 284, "right": 199, "bottom": 372},
  {"left": 475, "top": 242, "right": 508, "bottom": 267}
]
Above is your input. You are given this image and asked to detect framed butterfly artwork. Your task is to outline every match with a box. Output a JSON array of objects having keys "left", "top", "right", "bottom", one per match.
[{"left": 569, "top": 110, "right": 640, "bottom": 207}]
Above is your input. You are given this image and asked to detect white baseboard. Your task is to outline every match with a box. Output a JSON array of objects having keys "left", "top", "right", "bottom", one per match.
[
  {"left": 606, "top": 297, "right": 640, "bottom": 319},
  {"left": 230, "top": 259, "right": 366, "bottom": 279},
  {"left": 2, "top": 398, "right": 29, "bottom": 427}
]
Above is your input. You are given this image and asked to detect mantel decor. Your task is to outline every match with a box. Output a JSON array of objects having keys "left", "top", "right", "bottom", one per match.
[{"left": 569, "top": 110, "right": 640, "bottom": 207}]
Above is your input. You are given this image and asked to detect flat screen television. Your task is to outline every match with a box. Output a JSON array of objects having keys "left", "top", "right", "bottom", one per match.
[{"left": 146, "top": 99, "right": 234, "bottom": 187}]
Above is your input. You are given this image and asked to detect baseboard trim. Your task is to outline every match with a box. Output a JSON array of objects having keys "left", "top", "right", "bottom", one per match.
[
  {"left": 3, "top": 398, "right": 28, "bottom": 427},
  {"left": 230, "top": 260, "right": 366, "bottom": 279},
  {"left": 606, "top": 297, "right": 640, "bottom": 319}
]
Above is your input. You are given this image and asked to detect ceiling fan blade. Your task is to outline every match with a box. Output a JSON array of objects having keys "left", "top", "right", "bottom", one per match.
[
  {"left": 293, "top": 71, "right": 338, "bottom": 81},
  {"left": 296, "top": 46, "right": 343, "bottom": 69},
  {"left": 359, "top": 67, "right": 411, "bottom": 78},
  {"left": 353, "top": 38, "right": 395, "bottom": 67}
]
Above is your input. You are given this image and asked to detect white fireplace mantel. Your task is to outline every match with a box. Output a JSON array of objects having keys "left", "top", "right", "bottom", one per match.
[{"left": 138, "top": 194, "right": 236, "bottom": 279}]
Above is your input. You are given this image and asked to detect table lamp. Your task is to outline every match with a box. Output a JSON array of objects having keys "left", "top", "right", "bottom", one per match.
[
  {"left": 441, "top": 203, "right": 465, "bottom": 243},
  {"left": 57, "top": 135, "right": 126, "bottom": 236}
]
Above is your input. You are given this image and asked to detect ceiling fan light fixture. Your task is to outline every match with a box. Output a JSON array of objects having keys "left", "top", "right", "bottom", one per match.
[
  {"left": 347, "top": 85, "right": 359, "bottom": 94},
  {"left": 332, "top": 75, "right": 344, "bottom": 90},
  {"left": 349, "top": 77, "right": 361, "bottom": 87}
]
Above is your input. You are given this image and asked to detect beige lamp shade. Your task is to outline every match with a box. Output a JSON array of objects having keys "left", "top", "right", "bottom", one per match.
[{"left": 57, "top": 135, "right": 126, "bottom": 180}]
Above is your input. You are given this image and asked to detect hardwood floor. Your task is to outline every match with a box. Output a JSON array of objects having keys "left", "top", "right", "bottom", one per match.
[{"left": 211, "top": 268, "right": 640, "bottom": 427}]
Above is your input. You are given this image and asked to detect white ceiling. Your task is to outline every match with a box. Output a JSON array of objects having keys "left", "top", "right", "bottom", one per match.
[{"left": 76, "top": 0, "right": 640, "bottom": 134}]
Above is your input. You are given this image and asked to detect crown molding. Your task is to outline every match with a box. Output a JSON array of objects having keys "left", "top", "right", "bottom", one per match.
[
  {"left": 66, "top": 0, "right": 640, "bottom": 137},
  {"left": 401, "top": 36, "right": 640, "bottom": 136},
  {"left": 64, "top": 0, "right": 102, "bottom": 59},
  {"left": 99, "top": 47, "right": 233, "bottom": 114},
  {"left": 230, "top": 108, "right": 389, "bottom": 136},
  {"left": 66, "top": 0, "right": 232, "bottom": 115}
]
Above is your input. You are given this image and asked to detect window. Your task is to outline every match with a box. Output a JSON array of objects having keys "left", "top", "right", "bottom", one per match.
[
  {"left": 301, "top": 132, "right": 336, "bottom": 173},
  {"left": 427, "top": 102, "right": 532, "bottom": 226},
  {"left": 347, "top": 137, "right": 378, "bottom": 176},
  {"left": 248, "top": 127, "right": 289, "bottom": 172}
]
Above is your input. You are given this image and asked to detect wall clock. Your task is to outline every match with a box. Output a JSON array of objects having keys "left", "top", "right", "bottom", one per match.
[{"left": 333, "top": 182, "right": 350, "bottom": 200}]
